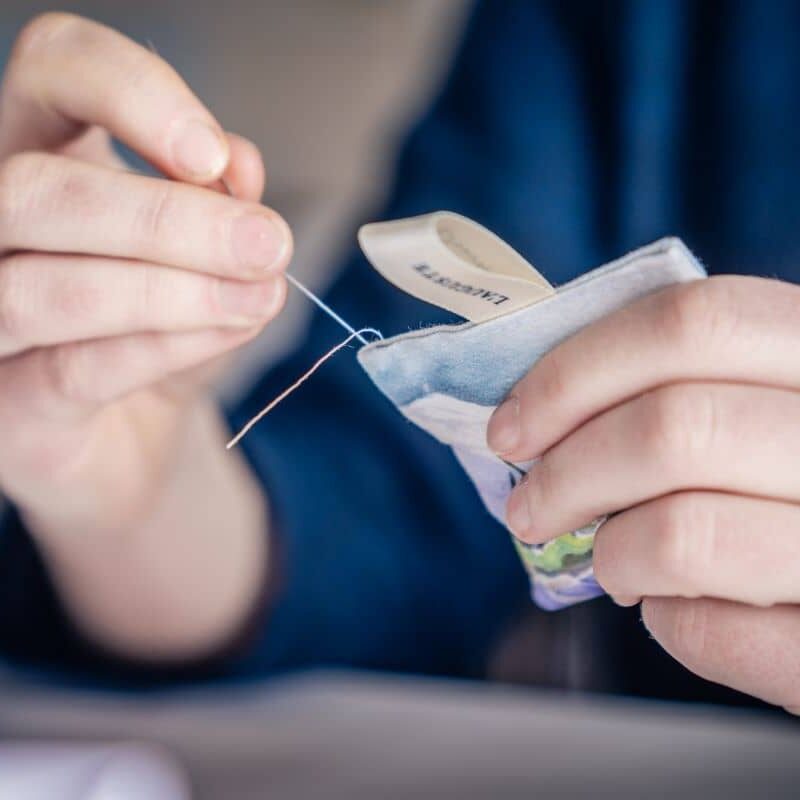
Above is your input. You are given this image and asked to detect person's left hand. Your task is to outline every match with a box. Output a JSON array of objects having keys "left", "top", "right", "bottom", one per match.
[{"left": 486, "top": 275, "right": 800, "bottom": 712}]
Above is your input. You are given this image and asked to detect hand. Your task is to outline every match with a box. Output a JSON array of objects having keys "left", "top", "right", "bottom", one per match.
[
  {"left": 0, "top": 13, "right": 292, "bottom": 536},
  {"left": 487, "top": 276, "right": 800, "bottom": 712}
]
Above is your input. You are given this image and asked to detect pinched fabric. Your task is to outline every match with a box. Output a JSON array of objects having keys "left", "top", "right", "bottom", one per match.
[{"left": 359, "top": 238, "right": 705, "bottom": 609}]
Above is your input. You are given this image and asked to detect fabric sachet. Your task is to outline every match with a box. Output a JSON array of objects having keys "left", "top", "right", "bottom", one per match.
[{"left": 357, "top": 212, "right": 706, "bottom": 610}]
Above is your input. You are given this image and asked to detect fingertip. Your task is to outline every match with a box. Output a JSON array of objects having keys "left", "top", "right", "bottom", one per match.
[
  {"left": 230, "top": 210, "right": 292, "bottom": 274},
  {"left": 487, "top": 395, "right": 521, "bottom": 455},
  {"left": 273, "top": 271, "right": 289, "bottom": 310},
  {"left": 222, "top": 132, "right": 266, "bottom": 202},
  {"left": 232, "top": 277, "right": 286, "bottom": 343},
  {"left": 506, "top": 482, "right": 537, "bottom": 543},
  {"left": 261, "top": 272, "right": 289, "bottom": 323},
  {"left": 268, "top": 212, "right": 294, "bottom": 270},
  {"left": 169, "top": 118, "right": 230, "bottom": 182},
  {"left": 610, "top": 594, "right": 641, "bottom": 607},
  {"left": 504, "top": 462, "right": 558, "bottom": 545}
]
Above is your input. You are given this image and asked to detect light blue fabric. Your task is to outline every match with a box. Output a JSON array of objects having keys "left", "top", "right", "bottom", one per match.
[{"left": 360, "top": 237, "right": 706, "bottom": 609}]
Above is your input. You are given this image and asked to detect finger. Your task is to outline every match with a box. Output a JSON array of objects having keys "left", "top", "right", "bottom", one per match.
[
  {"left": 487, "top": 276, "right": 800, "bottom": 461},
  {"left": 506, "top": 382, "right": 800, "bottom": 542},
  {"left": 220, "top": 133, "right": 266, "bottom": 203},
  {"left": 593, "top": 492, "right": 800, "bottom": 607},
  {"left": 642, "top": 597, "right": 800, "bottom": 713},
  {"left": 0, "top": 13, "right": 229, "bottom": 181},
  {"left": 0, "top": 153, "right": 292, "bottom": 278},
  {"left": 61, "top": 129, "right": 263, "bottom": 197},
  {"left": 0, "top": 324, "right": 273, "bottom": 425},
  {"left": 0, "top": 252, "right": 285, "bottom": 357}
]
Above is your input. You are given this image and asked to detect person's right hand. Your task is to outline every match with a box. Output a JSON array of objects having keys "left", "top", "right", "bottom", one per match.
[{"left": 0, "top": 13, "right": 292, "bottom": 537}]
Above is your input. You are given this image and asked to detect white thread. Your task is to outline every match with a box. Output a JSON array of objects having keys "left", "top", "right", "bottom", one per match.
[
  {"left": 146, "top": 48, "right": 383, "bottom": 430},
  {"left": 226, "top": 328, "right": 382, "bottom": 449},
  {"left": 217, "top": 181, "right": 383, "bottom": 447},
  {"left": 285, "top": 274, "right": 370, "bottom": 345}
]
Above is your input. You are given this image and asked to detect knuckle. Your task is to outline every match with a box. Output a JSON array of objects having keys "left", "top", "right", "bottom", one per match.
[
  {"left": 138, "top": 263, "right": 166, "bottom": 320},
  {"left": 639, "top": 388, "right": 687, "bottom": 468},
  {"left": 137, "top": 181, "right": 177, "bottom": 246},
  {"left": 91, "top": 48, "right": 161, "bottom": 123},
  {"left": 208, "top": 277, "right": 228, "bottom": 317},
  {"left": 639, "top": 385, "right": 718, "bottom": 472},
  {"left": 653, "top": 494, "right": 716, "bottom": 593},
  {"left": 654, "top": 278, "right": 741, "bottom": 354},
  {"left": 653, "top": 283, "right": 706, "bottom": 347},
  {"left": 590, "top": 523, "right": 617, "bottom": 591},
  {"left": 643, "top": 598, "right": 711, "bottom": 667},
  {"left": 0, "top": 151, "right": 45, "bottom": 239},
  {"left": 57, "top": 165, "right": 104, "bottom": 218},
  {"left": 0, "top": 257, "right": 29, "bottom": 343},
  {"left": 43, "top": 343, "right": 93, "bottom": 405},
  {"left": 528, "top": 457, "right": 555, "bottom": 509},
  {"left": 532, "top": 349, "right": 571, "bottom": 411},
  {"left": 10, "top": 12, "right": 79, "bottom": 64},
  {"left": 124, "top": 45, "right": 177, "bottom": 95},
  {"left": 50, "top": 272, "right": 102, "bottom": 322},
  {"left": 671, "top": 601, "right": 711, "bottom": 666}
]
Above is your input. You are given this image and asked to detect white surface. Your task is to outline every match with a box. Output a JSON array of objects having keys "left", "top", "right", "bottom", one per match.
[
  {"left": 0, "top": 743, "right": 189, "bottom": 800},
  {"left": 0, "top": 672, "right": 798, "bottom": 799}
]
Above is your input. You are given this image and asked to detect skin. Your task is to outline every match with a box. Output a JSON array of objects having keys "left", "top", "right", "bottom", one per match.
[
  {"left": 487, "top": 276, "right": 800, "bottom": 713},
  {"left": 0, "top": 13, "right": 293, "bottom": 662}
]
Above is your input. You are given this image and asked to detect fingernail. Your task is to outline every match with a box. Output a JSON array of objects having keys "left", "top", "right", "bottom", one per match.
[
  {"left": 506, "top": 484, "right": 532, "bottom": 538},
  {"left": 231, "top": 213, "right": 289, "bottom": 270},
  {"left": 487, "top": 395, "right": 520, "bottom": 454},
  {"left": 172, "top": 119, "right": 228, "bottom": 179},
  {"left": 218, "top": 278, "right": 279, "bottom": 322}
]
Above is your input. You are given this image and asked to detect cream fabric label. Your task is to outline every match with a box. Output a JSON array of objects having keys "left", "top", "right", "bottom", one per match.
[{"left": 358, "top": 212, "right": 554, "bottom": 322}]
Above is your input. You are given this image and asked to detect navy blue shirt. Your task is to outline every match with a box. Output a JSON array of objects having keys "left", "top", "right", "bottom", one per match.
[{"left": 2, "top": 1, "right": 799, "bottom": 705}]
